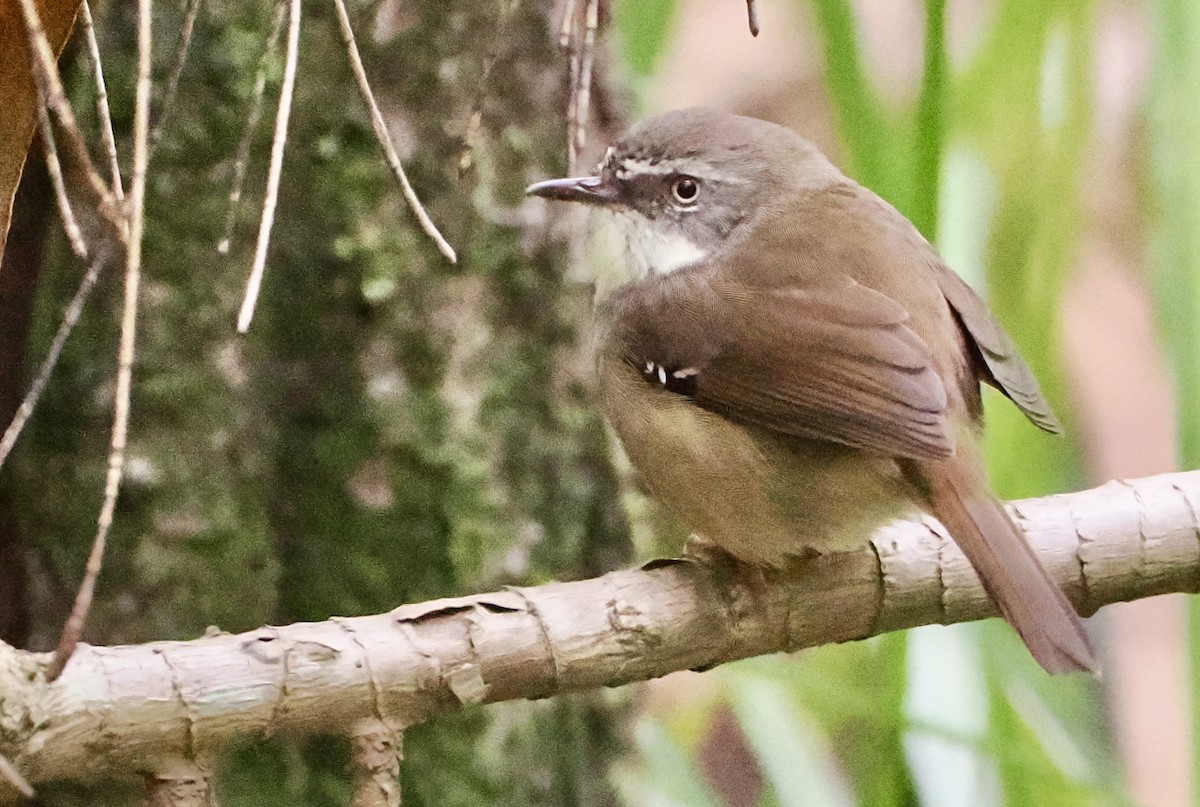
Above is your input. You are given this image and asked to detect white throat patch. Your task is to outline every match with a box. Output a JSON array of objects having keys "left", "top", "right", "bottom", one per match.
[
  {"left": 583, "top": 208, "right": 709, "bottom": 300},
  {"left": 611, "top": 209, "right": 708, "bottom": 277}
]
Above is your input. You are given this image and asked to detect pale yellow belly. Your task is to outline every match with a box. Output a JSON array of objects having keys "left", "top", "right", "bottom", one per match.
[{"left": 599, "top": 355, "right": 918, "bottom": 567}]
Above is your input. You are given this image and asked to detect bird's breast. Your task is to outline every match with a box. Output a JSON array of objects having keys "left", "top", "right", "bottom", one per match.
[{"left": 596, "top": 341, "right": 917, "bottom": 566}]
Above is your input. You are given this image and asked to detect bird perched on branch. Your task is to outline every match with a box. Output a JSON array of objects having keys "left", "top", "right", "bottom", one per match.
[{"left": 527, "top": 107, "right": 1095, "bottom": 674}]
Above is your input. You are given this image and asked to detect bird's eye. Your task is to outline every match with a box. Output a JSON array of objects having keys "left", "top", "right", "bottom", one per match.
[{"left": 671, "top": 176, "right": 699, "bottom": 204}]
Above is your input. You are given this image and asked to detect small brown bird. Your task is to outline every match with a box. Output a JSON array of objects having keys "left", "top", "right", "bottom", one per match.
[{"left": 527, "top": 107, "right": 1095, "bottom": 674}]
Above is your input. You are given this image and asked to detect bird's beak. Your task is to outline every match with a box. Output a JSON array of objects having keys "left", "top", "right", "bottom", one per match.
[{"left": 525, "top": 175, "right": 618, "bottom": 207}]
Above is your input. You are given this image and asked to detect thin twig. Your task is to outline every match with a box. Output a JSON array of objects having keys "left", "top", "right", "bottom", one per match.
[
  {"left": 235, "top": 0, "right": 302, "bottom": 333},
  {"left": 572, "top": 0, "right": 599, "bottom": 165},
  {"left": 563, "top": 0, "right": 598, "bottom": 174},
  {"left": 563, "top": 0, "right": 581, "bottom": 174},
  {"left": 79, "top": 0, "right": 124, "bottom": 202},
  {"left": 0, "top": 752, "right": 33, "bottom": 798},
  {"left": 0, "top": 251, "right": 109, "bottom": 471},
  {"left": 16, "top": 0, "right": 124, "bottom": 237},
  {"left": 330, "top": 0, "right": 457, "bottom": 264},
  {"left": 218, "top": 0, "right": 288, "bottom": 255},
  {"left": 746, "top": 0, "right": 760, "bottom": 37},
  {"left": 148, "top": 0, "right": 205, "bottom": 155},
  {"left": 558, "top": 0, "right": 577, "bottom": 47},
  {"left": 36, "top": 98, "right": 89, "bottom": 259},
  {"left": 48, "top": 0, "right": 153, "bottom": 682}
]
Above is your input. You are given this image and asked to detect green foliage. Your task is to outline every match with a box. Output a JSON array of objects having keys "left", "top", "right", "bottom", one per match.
[
  {"left": 613, "top": 0, "right": 678, "bottom": 79},
  {"left": 1147, "top": 0, "right": 1200, "bottom": 793}
]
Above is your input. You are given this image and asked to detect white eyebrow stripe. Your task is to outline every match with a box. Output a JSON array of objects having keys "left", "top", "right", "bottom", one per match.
[
  {"left": 615, "top": 157, "right": 748, "bottom": 184},
  {"left": 616, "top": 158, "right": 676, "bottom": 178}
]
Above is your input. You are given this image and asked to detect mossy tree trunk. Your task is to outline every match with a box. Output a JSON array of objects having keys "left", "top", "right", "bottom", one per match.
[{"left": 1, "top": 1, "right": 631, "bottom": 803}]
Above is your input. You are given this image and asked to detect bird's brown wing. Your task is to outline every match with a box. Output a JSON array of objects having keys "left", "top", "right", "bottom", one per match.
[
  {"left": 934, "top": 263, "right": 1062, "bottom": 434},
  {"left": 615, "top": 271, "right": 955, "bottom": 460}
]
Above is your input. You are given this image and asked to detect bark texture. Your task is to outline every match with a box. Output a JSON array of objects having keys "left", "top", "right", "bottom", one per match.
[{"left": 1, "top": 470, "right": 1196, "bottom": 796}]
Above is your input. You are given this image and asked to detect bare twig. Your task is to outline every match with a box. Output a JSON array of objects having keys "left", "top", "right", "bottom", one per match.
[
  {"left": 558, "top": 0, "right": 578, "bottom": 48},
  {"left": 48, "top": 0, "right": 154, "bottom": 682},
  {"left": 16, "top": 0, "right": 124, "bottom": 237},
  {"left": 235, "top": 0, "right": 302, "bottom": 333},
  {"left": 1, "top": 3, "right": 123, "bottom": 468},
  {"left": 80, "top": 0, "right": 125, "bottom": 202},
  {"left": 0, "top": 751, "right": 34, "bottom": 799},
  {"left": 330, "top": 0, "right": 457, "bottom": 263},
  {"left": 149, "top": 0, "right": 206, "bottom": 155},
  {"left": 562, "top": 0, "right": 581, "bottom": 174},
  {"left": 218, "top": 0, "right": 288, "bottom": 255},
  {"left": 36, "top": 98, "right": 89, "bottom": 259},
  {"left": 746, "top": 0, "right": 760, "bottom": 37},
  {"left": 0, "top": 251, "right": 109, "bottom": 471},
  {"left": 575, "top": 0, "right": 599, "bottom": 162},
  {"left": 563, "top": 0, "right": 598, "bottom": 174}
]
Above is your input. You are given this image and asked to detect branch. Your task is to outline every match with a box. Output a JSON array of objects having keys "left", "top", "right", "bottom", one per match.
[
  {"left": 235, "top": 0, "right": 302, "bottom": 334},
  {"left": 79, "top": 0, "right": 125, "bottom": 202},
  {"left": 148, "top": 0, "right": 205, "bottom": 155},
  {"left": 0, "top": 248, "right": 109, "bottom": 471},
  {"left": 330, "top": 0, "right": 457, "bottom": 264},
  {"left": 34, "top": 96, "right": 89, "bottom": 259},
  {"left": 15, "top": 0, "right": 125, "bottom": 239},
  {"left": 350, "top": 719, "right": 403, "bottom": 807},
  {"left": 217, "top": 0, "right": 287, "bottom": 256},
  {"left": 46, "top": 0, "right": 154, "bottom": 682},
  {"left": 561, "top": 0, "right": 599, "bottom": 175},
  {"left": 2, "top": 471, "right": 1198, "bottom": 793}
]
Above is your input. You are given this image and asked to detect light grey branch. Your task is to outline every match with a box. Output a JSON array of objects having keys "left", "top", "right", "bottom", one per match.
[
  {"left": 1, "top": 471, "right": 1197, "bottom": 795},
  {"left": 35, "top": 98, "right": 88, "bottom": 259},
  {"left": 330, "top": 0, "right": 457, "bottom": 263},
  {"left": 350, "top": 719, "right": 403, "bottom": 807},
  {"left": 236, "top": 0, "right": 302, "bottom": 333},
  {"left": 80, "top": 0, "right": 125, "bottom": 202},
  {"left": 143, "top": 760, "right": 215, "bottom": 807},
  {"left": 149, "top": 0, "right": 205, "bottom": 155},
  {"left": 16, "top": 0, "right": 125, "bottom": 238},
  {"left": 0, "top": 249, "right": 109, "bottom": 471},
  {"left": 217, "top": 0, "right": 287, "bottom": 256},
  {"left": 46, "top": 0, "right": 154, "bottom": 683}
]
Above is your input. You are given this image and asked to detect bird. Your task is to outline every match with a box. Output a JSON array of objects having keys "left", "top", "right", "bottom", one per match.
[{"left": 526, "top": 107, "right": 1096, "bottom": 674}]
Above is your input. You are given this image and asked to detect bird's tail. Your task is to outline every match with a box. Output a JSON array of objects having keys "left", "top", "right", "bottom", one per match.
[{"left": 914, "top": 453, "right": 1097, "bottom": 675}]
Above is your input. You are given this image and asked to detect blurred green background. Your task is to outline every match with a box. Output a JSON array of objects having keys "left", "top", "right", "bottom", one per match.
[{"left": 0, "top": 0, "right": 1194, "bottom": 804}]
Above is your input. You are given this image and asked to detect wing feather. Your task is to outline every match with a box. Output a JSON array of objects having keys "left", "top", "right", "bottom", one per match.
[
  {"left": 934, "top": 264, "right": 1062, "bottom": 434},
  {"left": 612, "top": 272, "right": 955, "bottom": 460}
]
